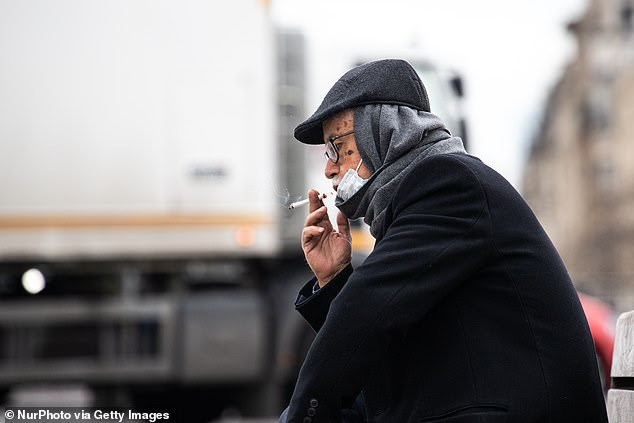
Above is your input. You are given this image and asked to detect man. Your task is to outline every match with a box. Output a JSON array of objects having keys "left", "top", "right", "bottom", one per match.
[{"left": 281, "top": 59, "right": 607, "bottom": 422}]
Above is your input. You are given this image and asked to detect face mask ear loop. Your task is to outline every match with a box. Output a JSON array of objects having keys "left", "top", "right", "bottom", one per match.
[{"left": 355, "top": 158, "right": 363, "bottom": 173}]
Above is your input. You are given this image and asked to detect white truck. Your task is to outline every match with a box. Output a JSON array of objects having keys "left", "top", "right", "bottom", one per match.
[
  {"left": 0, "top": 1, "right": 467, "bottom": 419},
  {"left": 0, "top": 0, "right": 312, "bottom": 418}
]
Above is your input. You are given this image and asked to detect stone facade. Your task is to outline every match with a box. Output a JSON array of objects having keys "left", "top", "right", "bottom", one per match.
[{"left": 524, "top": 0, "right": 634, "bottom": 311}]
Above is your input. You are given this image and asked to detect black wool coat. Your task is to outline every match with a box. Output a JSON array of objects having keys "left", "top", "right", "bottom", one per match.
[{"left": 286, "top": 153, "right": 608, "bottom": 423}]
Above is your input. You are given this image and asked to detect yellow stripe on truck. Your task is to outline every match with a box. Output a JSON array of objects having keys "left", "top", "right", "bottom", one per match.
[
  {"left": 351, "top": 228, "right": 375, "bottom": 252},
  {"left": 0, "top": 214, "right": 274, "bottom": 229}
]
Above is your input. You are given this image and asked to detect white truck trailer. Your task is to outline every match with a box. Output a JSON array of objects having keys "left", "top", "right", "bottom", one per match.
[
  {"left": 0, "top": 0, "right": 311, "bottom": 419},
  {"left": 0, "top": 1, "right": 467, "bottom": 419}
]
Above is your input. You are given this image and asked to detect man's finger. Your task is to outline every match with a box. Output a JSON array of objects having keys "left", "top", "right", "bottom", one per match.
[
  {"left": 305, "top": 206, "right": 332, "bottom": 230},
  {"left": 304, "top": 206, "right": 326, "bottom": 226},
  {"left": 302, "top": 225, "right": 325, "bottom": 244},
  {"left": 308, "top": 189, "right": 324, "bottom": 213},
  {"left": 336, "top": 211, "right": 351, "bottom": 241}
]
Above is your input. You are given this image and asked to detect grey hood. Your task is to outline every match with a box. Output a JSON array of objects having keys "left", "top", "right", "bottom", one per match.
[{"left": 335, "top": 104, "right": 466, "bottom": 238}]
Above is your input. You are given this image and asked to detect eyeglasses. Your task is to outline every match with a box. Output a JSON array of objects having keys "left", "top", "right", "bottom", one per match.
[{"left": 324, "top": 129, "right": 354, "bottom": 164}]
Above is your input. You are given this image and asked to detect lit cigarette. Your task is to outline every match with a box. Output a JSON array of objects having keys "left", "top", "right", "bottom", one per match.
[{"left": 288, "top": 192, "right": 330, "bottom": 210}]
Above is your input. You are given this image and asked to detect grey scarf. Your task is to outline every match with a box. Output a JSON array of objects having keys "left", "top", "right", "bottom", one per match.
[{"left": 335, "top": 104, "right": 466, "bottom": 238}]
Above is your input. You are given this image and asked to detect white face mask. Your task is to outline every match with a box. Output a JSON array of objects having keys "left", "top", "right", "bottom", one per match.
[{"left": 337, "top": 159, "right": 368, "bottom": 201}]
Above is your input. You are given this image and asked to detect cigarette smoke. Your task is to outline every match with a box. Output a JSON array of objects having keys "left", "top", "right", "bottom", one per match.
[{"left": 278, "top": 188, "right": 302, "bottom": 209}]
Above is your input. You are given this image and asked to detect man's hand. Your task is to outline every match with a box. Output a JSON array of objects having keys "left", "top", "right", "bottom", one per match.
[{"left": 302, "top": 189, "right": 352, "bottom": 287}]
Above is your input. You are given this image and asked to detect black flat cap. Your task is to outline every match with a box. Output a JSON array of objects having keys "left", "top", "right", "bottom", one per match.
[{"left": 294, "top": 59, "right": 431, "bottom": 144}]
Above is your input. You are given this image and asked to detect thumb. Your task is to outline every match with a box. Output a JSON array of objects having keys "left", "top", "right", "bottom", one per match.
[{"left": 336, "top": 211, "right": 351, "bottom": 241}]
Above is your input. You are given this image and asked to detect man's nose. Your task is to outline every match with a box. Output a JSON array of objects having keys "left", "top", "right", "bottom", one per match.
[{"left": 324, "top": 159, "right": 338, "bottom": 180}]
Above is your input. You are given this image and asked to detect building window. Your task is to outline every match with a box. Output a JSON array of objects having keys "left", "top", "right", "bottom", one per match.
[
  {"left": 580, "top": 86, "right": 611, "bottom": 134},
  {"left": 621, "top": 0, "right": 633, "bottom": 32},
  {"left": 594, "top": 161, "right": 617, "bottom": 199}
]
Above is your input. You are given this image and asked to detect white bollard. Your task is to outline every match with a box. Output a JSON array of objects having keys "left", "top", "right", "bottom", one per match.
[{"left": 607, "top": 311, "right": 634, "bottom": 422}]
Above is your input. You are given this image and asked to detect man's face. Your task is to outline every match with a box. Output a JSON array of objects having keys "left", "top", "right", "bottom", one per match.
[{"left": 322, "top": 109, "right": 372, "bottom": 193}]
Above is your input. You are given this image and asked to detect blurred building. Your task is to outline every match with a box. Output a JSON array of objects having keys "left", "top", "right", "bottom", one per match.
[{"left": 524, "top": 0, "right": 634, "bottom": 311}]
